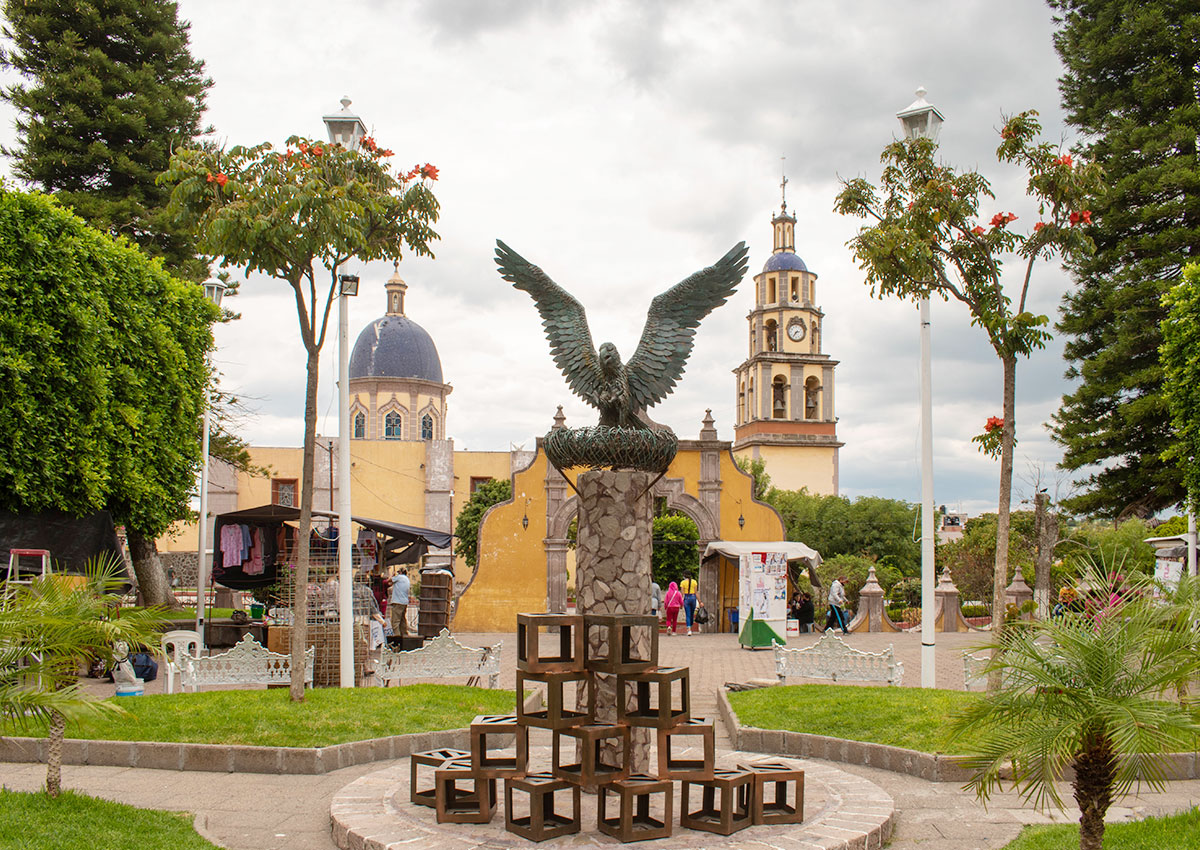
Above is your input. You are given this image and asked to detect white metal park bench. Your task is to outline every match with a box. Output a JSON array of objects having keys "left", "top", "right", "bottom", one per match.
[
  {"left": 375, "top": 628, "right": 501, "bottom": 688},
  {"left": 180, "top": 633, "right": 314, "bottom": 692},
  {"left": 774, "top": 631, "right": 904, "bottom": 686}
]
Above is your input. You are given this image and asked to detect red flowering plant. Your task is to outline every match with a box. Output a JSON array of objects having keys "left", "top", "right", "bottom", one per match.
[
  {"left": 972, "top": 415, "right": 1012, "bottom": 458},
  {"left": 163, "top": 134, "right": 440, "bottom": 700},
  {"left": 835, "top": 109, "right": 1104, "bottom": 645}
]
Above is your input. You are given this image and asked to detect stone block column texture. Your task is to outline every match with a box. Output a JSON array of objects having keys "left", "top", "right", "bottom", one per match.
[{"left": 575, "top": 470, "right": 653, "bottom": 775}]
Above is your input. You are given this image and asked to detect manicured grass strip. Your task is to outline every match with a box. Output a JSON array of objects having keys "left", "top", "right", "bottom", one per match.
[
  {"left": 0, "top": 789, "right": 219, "bottom": 850},
  {"left": 1001, "top": 806, "right": 1200, "bottom": 849},
  {"left": 4, "top": 685, "right": 518, "bottom": 748},
  {"left": 727, "top": 683, "right": 983, "bottom": 753}
]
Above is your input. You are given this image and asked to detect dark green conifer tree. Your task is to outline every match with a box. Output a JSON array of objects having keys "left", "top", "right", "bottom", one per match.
[
  {"left": 1048, "top": 0, "right": 1200, "bottom": 519},
  {"left": 1, "top": 0, "right": 211, "bottom": 281}
]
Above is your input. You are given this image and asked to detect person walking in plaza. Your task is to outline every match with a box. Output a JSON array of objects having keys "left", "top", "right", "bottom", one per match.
[
  {"left": 798, "top": 591, "right": 815, "bottom": 633},
  {"left": 650, "top": 580, "right": 662, "bottom": 620},
  {"left": 663, "top": 580, "right": 684, "bottom": 635},
  {"left": 388, "top": 569, "right": 411, "bottom": 638},
  {"left": 680, "top": 574, "right": 699, "bottom": 635},
  {"left": 825, "top": 575, "right": 849, "bottom": 634}
]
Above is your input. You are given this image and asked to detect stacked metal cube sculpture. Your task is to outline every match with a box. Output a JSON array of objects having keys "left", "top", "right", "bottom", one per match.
[{"left": 410, "top": 612, "right": 803, "bottom": 842}]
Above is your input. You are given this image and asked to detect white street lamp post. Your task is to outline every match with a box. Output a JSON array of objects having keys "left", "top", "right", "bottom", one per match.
[
  {"left": 323, "top": 97, "right": 367, "bottom": 687},
  {"left": 897, "top": 87, "right": 944, "bottom": 689},
  {"left": 195, "top": 278, "right": 226, "bottom": 649}
]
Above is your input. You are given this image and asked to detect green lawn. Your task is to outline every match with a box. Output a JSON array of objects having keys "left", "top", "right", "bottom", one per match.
[
  {"left": 4, "top": 685, "right": 517, "bottom": 748},
  {"left": 1001, "top": 807, "right": 1200, "bottom": 849},
  {"left": 0, "top": 789, "right": 219, "bottom": 850},
  {"left": 727, "top": 684, "right": 983, "bottom": 753}
]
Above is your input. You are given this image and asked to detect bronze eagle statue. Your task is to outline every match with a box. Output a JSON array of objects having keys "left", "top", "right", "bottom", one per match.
[{"left": 496, "top": 239, "right": 749, "bottom": 430}]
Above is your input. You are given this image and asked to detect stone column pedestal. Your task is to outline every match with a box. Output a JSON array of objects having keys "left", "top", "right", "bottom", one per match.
[
  {"left": 575, "top": 470, "right": 653, "bottom": 775},
  {"left": 846, "top": 565, "right": 901, "bottom": 632},
  {"left": 1005, "top": 570, "right": 1034, "bottom": 619}
]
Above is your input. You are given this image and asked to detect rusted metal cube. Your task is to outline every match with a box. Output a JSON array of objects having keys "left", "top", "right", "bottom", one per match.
[
  {"left": 583, "top": 614, "right": 659, "bottom": 674},
  {"left": 469, "top": 714, "right": 528, "bottom": 778},
  {"left": 680, "top": 768, "right": 754, "bottom": 835},
  {"left": 618, "top": 666, "right": 690, "bottom": 729},
  {"left": 739, "top": 760, "right": 805, "bottom": 825},
  {"left": 551, "top": 722, "right": 630, "bottom": 785},
  {"left": 516, "top": 669, "right": 594, "bottom": 730},
  {"left": 504, "top": 772, "right": 581, "bottom": 842},
  {"left": 434, "top": 760, "right": 497, "bottom": 824},
  {"left": 410, "top": 747, "right": 471, "bottom": 807},
  {"left": 517, "top": 613, "right": 585, "bottom": 673},
  {"left": 597, "top": 773, "right": 673, "bottom": 842},
  {"left": 657, "top": 717, "right": 715, "bottom": 781}
]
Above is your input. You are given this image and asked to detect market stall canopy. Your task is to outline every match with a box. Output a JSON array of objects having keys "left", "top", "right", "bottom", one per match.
[
  {"left": 212, "top": 505, "right": 454, "bottom": 589},
  {"left": 0, "top": 509, "right": 124, "bottom": 574},
  {"left": 702, "top": 540, "right": 821, "bottom": 567},
  {"left": 702, "top": 539, "right": 823, "bottom": 588}
]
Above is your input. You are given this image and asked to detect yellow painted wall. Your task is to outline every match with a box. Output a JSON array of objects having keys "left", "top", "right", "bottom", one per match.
[
  {"left": 736, "top": 444, "right": 836, "bottom": 495},
  {"left": 453, "top": 451, "right": 566, "bottom": 633},
  {"left": 452, "top": 452, "right": 513, "bottom": 520},
  {"left": 454, "top": 444, "right": 784, "bottom": 632}
]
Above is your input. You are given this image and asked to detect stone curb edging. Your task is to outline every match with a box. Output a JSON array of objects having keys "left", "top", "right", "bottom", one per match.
[
  {"left": 716, "top": 688, "right": 1200, "bottom": 783},
  {"left": 0, "top": 690, "right": 541, "bottom": 776}
]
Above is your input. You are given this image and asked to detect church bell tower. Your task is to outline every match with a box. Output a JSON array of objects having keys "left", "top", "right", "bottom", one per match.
[{"left": 732, "top": 172, "right": 842, "bottom": 493}]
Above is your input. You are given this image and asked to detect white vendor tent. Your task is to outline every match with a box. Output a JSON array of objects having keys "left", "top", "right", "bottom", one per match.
[{"left": 700, "top": 540, "right": 822, "bottom": 640}]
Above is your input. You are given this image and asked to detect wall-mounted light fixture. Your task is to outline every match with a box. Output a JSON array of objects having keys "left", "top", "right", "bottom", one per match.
[{"left": 521, "top": 494, "right": 531, "bottom": 531}]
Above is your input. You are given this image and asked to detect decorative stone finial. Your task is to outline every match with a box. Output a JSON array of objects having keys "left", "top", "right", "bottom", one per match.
[
  {"left": 699, "top": 409, "right": 718, "bottom": 440},
  {"left": 552, "top": 405, "right": 566, "bottom": 430}
]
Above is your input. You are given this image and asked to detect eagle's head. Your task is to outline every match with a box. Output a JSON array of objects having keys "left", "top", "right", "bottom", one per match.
[{"left": 598, "top": 342, "right": 621, "bottom": 374}]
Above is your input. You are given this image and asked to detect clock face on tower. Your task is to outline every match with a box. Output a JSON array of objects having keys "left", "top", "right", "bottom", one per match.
[{"left": 787, "top": 317, "right": 806, "bottom": 341}]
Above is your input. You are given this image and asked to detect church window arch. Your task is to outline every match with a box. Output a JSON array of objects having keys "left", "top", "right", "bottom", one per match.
[
  {"left": 764, "top": 319, "right": 778, "bottom": 352},
  {"left": 421, "top": 413, "right": 435, "bottom": 440},
  {"left": 353, "top": 411, "right": 366, "bottom": 439},
  {"left": 772, "top": 375, "right": 788, "bottom": 419},
  {"left": 384, "top": 411, "right": 403, "bottom": 439},
  {"left": 790, "top": 276, "right": 799, "bottom": 301},
  {"left": 739, "top": 381, "right": 746, "bottom": 423},
  {"left": 767, "top": 276, "right": 777, "bottom": 304},
  {"left": 748, "top": 377, "right": 754, "bottom": 420},
  {"left": 805, "top": 376, "right": 821, "bottom": 420}
]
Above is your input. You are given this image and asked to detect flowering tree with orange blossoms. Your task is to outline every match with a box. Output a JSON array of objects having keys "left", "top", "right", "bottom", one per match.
[
  {"left": 835, "top": 111, "right": 1103, "bottom": 683},
  {"left": 164, "top": 136, "right": 439, "bottom": 699}
]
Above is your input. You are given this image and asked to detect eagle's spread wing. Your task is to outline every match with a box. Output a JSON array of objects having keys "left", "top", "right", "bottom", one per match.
[
  {"left": 626, "top": 242, "right": 749, "bottom": 411},
  {"left": 495, "top": 240, "right": 603, "bottom": 406}
]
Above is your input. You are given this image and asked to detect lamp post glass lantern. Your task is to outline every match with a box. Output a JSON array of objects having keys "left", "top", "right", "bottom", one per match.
[
  {"left": 323, "top": 96, "right": 367, "bottom": 151},
  {"left": 195, "top": 278, "right": 227, "bottom": 647},
  {"left": 896, "top": 87, "right": 941, "bottom": 688}
]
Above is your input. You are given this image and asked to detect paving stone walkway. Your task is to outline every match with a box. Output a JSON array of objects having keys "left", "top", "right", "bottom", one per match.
[{"left": 5, "top": 629, "right": 1199, "bottom": 849}]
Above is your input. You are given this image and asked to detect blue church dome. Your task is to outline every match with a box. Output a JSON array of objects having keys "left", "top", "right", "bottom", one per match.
[
  {"left": 349, "top": 315, "right": 444, "bottom": 383},
  {"left": 763, "top": 252, "right": 808, "bottom": 273}
]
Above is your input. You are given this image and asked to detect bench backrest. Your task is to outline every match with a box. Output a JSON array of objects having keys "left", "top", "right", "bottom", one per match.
[
  {"left": 182, "top": 634, "right": 314, "bottom": 689},
  {"left": 775, "top": 631, "right": 904, "bottom": 686},
  {"left": 376, "top": 628, "right": 500, "bottom": 686}
]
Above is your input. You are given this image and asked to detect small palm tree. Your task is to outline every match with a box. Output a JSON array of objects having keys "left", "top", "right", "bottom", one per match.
[
  {"left": 0, "top": 554, "right": 165, "bottom": 796},
  {"left": 950, "top": 565, "right": 1200, "bottom": 850}
]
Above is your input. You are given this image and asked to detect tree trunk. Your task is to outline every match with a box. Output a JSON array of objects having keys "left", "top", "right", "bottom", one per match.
[
  {"left": 289, "top": 346, "right": 321, "bottom": 701},
  {"left": 46, "top": 709, "right": 65, "bottom": 797},
  {"left": 1073, "top": 735, "right": 1116, "bottom": 850},
  {"left": 988, "top": 355, "right": 1018, "bottom": 692},
  {"left": 127, "top": 529, "right": 178, "bottom": 608},
  {"left": 1033, "top": 491, "right": 1058, "bottom": 619}
]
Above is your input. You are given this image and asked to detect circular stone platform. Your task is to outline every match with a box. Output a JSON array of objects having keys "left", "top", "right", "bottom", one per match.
[{"left": 331, "top": 747, "right": 894, "bottom": 850}]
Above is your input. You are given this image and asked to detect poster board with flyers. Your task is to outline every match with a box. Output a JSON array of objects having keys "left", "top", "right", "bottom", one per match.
[{"left": 739, "top": 550, "right": 789, "bottom": 641}]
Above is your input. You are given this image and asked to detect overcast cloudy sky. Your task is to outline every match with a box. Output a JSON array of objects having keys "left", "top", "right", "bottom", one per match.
[{"left": 4, "top": 1, "right": 1093, "bottom": 515}]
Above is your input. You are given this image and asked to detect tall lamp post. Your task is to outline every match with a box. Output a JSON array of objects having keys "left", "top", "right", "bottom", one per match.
[
  {"left": 323, "top": 96, "right": 367, "bottom": 687},
  {"left": 195, "top": 278, "right": 227, "bottom": 649},
  {"left": 897, "top": 87, "right": 944, "bottom": 688}
]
